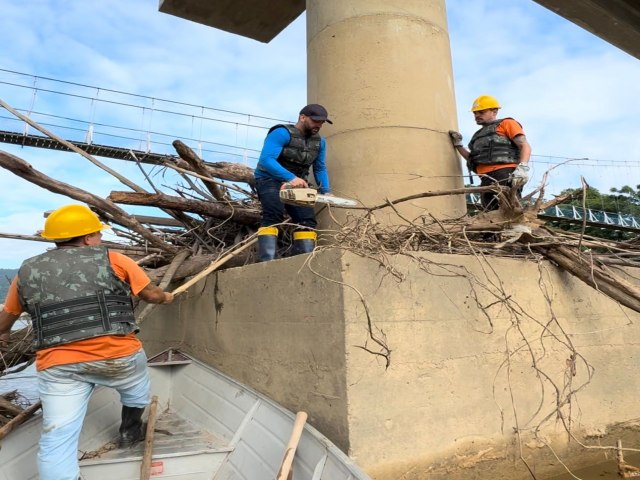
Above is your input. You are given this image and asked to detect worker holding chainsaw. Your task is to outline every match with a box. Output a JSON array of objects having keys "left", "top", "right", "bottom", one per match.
[
  {"left": 448, "top": 95, "right": 532, "bottom": 211},
  {"left": 254, "top": 103, "right": 333, "bottom": 261},
  {"left": 0, "top": 204, "right": 174, "bottom": 480}
]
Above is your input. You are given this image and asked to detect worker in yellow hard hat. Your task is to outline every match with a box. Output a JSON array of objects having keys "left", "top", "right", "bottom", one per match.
[
  {"left": 448, "top": 95, "right": 532, "bottom": 211},
  {"left": 0, "top": 204, "right": 175, "bottom": 480}
]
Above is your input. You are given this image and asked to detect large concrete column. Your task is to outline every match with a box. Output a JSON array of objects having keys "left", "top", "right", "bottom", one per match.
[{"left": 306, "top": 0, "right": 466, "bottom": 223}]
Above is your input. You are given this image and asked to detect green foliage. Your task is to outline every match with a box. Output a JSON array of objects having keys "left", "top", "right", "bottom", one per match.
[
  {"left": 547, "top": 186, "right": 640, "bottom": 241},
  {"left": 0, "top": 268, "right": 18, "bottom": 302},
  {"left": 559, "top": 186, "right": 640, "bottom": 215}
]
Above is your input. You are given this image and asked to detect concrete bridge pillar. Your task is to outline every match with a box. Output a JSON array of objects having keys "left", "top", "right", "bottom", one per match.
[{"left": 306, "top": 0, "right": 466, "bottom": 222}]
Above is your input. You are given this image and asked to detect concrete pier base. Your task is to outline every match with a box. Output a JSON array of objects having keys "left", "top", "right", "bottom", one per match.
[{"left": 143, "top": 250, "right": 640, "bottom": 479}]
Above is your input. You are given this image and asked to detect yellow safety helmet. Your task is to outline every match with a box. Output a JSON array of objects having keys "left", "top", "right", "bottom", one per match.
[
  {"left": 471, "top": 95, "right": 501, "bottom": 112},
  {"left": 41, "top": 204, "right": 111, "bottom": 240}
]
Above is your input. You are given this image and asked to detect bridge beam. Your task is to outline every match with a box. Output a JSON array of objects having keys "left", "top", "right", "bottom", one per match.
[
  {"left": 532, "top": 0, "right": 640, "bottom": 60},
  {"left": 158, "top": 0, "right": 304, "bottom": 43}
]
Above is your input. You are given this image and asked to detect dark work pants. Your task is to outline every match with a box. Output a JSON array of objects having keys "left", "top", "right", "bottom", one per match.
[
  {"left": 256, "top": 176, "right": 317, "bottom": 228},
  {"left": 479, "top": 166, "right": 520, "bottom": 211}
]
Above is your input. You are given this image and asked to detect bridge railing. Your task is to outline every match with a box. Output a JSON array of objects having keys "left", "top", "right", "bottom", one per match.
[
  {"left": 0, "top": 69, "right": 293, "bottom": 167},
  {"left": 466, "top": 193, "right": 640, "bottom": 230}
]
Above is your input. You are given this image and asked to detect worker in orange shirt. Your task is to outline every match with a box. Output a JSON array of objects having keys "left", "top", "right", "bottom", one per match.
[
  {"left": 448, "top": 95, "right": 532, "bottom": 211},
  {"left": 0, "top": 204, "right": 174, "bottom": 480}
]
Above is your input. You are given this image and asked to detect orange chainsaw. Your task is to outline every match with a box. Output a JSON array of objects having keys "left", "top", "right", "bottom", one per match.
[{"left": 279, "top": 187, "right": 357, "bottom": 208}]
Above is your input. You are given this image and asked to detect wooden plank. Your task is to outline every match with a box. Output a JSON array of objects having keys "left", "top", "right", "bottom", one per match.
[
  {"left": 139, "top": 395, "right": 159, "bottom": 480},
  {"left": 277, "top": 412, "right": 308, "bottom": 480}
]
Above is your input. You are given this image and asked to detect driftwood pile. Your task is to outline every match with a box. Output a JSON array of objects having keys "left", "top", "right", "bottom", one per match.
[{"left": 2, "top": 105, "right": 640, "bottom": 404}]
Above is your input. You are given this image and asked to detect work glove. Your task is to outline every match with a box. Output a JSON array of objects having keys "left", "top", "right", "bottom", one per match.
[
  {"left": 448, "top": 130, "right": 463, "bottom": 147},
  {"left": 510, "top": 164, "right": 530, "bottom": 187}
]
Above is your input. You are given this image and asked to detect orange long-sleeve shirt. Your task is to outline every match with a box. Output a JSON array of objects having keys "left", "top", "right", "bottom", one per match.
[{"left": 3, "top": 250, "right": 151, "bottom": 371}]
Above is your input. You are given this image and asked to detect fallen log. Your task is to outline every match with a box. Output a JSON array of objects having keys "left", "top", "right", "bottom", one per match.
[
  {"left": 538, "top": 242, "right": 640, "bottom": 313},
  {"left": 172, "top": 158, "right": 255, "bottom": 187},
  {"left": 162, "top": 163, "right": 254, "bottom": 197},
  {"left": 171, "top": 158, "right": 256, "bottom": 187},
  {"left": 108, "top": 191, "right": 261, "bottom": 225},
  {"left": 132, "top": 215, "right": 186, "bottom": 227},
  {"left": 206, "top": 161, "right": 256, "bottom": 187}
]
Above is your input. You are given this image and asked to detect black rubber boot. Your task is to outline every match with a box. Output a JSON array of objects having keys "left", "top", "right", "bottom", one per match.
[
  {"left": 118, "top": 406, "right": 146, "bottom": 448},
  {"left": 257, "top": 227, "right": 278, "bottom": 262},
  {"left": 292, "top": 231, "right": 317, "bottom": 255}
]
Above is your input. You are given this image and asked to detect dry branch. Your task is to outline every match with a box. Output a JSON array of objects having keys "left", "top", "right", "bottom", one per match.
[
  {"left": 173, "top": 140, "right": 226, "bottom": 201},
  {"left": 0, "top": 150, "right": 177, "bottom": 253},
  {"left": 0, "top": 97, "right": 146, "bottom": 194},
  {"left": 0, "top": 400, "right": 41, "bottom": 441},
  {"left": 0, "top": 395, "right": 24, "bottom": 417},
  {"left": 171, "top": 236, "right": 258, "bottom": 296},
  {"left": 353, "top": 185, "right": 509, "bottom": 211},
  {"left": 145, "top": 250, "right": 252, "bottom": 284},
  {"left": 137, "top": 250, "right": 190, "bottom": 324},
  {"left": 0, "top": 326, "right": 34, "bottom": 375}
]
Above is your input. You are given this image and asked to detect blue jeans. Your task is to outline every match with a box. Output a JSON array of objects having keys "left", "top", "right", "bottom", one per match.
[
  {"left": 256, "top": 176, "right": 317, "bottom": 228},
  {"left": 37, "top": 349, "right": 150, "bottom": 480}
]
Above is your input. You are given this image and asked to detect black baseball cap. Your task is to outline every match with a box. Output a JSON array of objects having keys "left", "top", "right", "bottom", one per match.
[{"left": 299, "top": 104, "right": 333, "bottom": 124}]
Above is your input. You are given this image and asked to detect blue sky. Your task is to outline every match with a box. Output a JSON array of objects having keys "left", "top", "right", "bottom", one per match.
[{"left": 0, "top": 0, "right": 639, "bottom": 267}]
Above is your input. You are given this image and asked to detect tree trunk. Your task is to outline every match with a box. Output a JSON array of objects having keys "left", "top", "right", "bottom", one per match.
[
  {"left": 172, "top": 158, "right": 256, "bottom": 187},
  {"left": 539, "top": 244, "right": 640, "bottom": 313},
  {"left": 108, "top": 191, "right": 260, "bottom": 225}
]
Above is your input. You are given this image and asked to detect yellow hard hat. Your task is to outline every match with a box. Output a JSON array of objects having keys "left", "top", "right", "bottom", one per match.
[
  {"left": 41, "top": 204, "right": 111, "bottom": 240},
  {"left": 471, "top": 95, "right": 501, "bottom": 112}
]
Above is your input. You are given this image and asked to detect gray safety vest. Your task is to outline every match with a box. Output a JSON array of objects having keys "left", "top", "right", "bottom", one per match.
[
  {"left": 267, "top": 124, "right": 322, "bottom": 180},
  {"left": 468, "top": 118, "right": 521, "bottom": 168},
  {"left": 17, "top": 246, "right": 137, "bottom": 350}
]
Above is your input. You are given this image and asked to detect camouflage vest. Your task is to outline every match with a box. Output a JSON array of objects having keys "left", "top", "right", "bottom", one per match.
[
  {"left": 268, "top": 124, "right": 322, "bottom": 180},
  {"left": 17, "top": 246, "right": 137, "bottom": 350},
  {"left": 468, "top": 118, "right": 521, "bottom": 167}
]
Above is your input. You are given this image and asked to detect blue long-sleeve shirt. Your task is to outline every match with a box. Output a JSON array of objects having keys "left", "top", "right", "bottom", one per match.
[{"left": 255, "top": 126, "right": 331, "bottom": 194}]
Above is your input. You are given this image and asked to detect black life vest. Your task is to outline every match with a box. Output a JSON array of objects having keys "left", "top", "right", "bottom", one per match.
[
  {"left": 17, "top": 246, "right": 137, "bottom": 350},
  {"left": 267, "top": 124, "right": 322, "bottom": 180},
  {"left": 468, "top": 118, "right": 521, "bottom": 167}
]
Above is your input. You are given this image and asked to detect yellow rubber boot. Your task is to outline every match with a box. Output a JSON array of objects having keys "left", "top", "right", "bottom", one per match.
[
  {"left": 257, "top": 227, "right": 278, "bottom": 262},
  {"left": 292, "top": 231, "right": 317, "bottom": 255}
]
